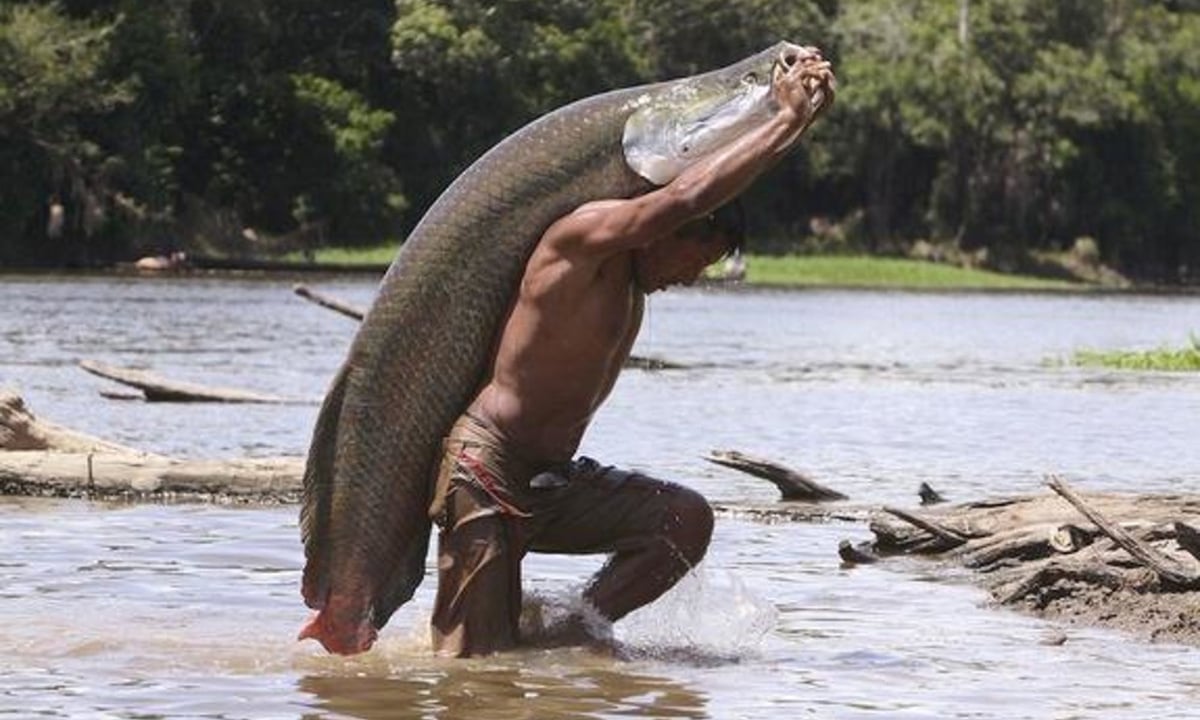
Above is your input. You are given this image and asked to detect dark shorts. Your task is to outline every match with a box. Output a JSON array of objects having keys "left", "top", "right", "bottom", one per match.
[{"left": 428, "top": 413, "right": 703, "bottom": 656}]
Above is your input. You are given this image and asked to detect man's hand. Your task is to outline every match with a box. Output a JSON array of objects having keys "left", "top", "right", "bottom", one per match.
[{"left": 773, "top": 47, "right": 836, "bottom": 131}]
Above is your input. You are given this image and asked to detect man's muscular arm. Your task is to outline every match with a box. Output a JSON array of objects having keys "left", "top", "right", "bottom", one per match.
[{"left": 544, "top": 54, "right": 836, "bottom": 256}]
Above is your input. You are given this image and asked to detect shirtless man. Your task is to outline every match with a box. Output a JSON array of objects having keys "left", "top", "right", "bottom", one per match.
[{"left": 428, "top": 51, "right": 835, "bottom": 657}]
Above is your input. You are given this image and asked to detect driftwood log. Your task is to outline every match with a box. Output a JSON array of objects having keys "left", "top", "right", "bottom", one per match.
[
  {"left": 850, "top": 478, "right": 1200, "bottom": 646},
  {"left": 705, "top": 449, "right": 848, "bottom": 501},
  {"left": 1, "top": 391, "right": 144, "bottom": 454},
  {"left": 292, "top": 283, "right": 367, "bottom": 321},
  {"left": 79, "top": 359, "right": 300, "bottom": 404},
  {"left": 1, "top": 392, "right": 302, "bottom": 502},
  {"left": 0, "top": 451, "right": 303, "bottom": 502},
  {"left": 292, "top": 283, "right": 688, "bottom": 371}
]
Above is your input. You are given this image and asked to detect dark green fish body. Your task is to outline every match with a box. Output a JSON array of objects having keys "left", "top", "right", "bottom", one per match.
[{"left": 299, "top": 42, "right": 815, "bottom": 655}]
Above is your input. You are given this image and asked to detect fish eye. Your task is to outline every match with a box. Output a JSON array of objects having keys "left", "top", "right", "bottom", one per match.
[{"left": 742, "top": 71, "right": 758, "bottom": 84}]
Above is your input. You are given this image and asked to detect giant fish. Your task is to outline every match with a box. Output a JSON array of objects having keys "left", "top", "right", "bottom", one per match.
[{"left": 299, "top": 41, "right": 831, "bottom": 655}]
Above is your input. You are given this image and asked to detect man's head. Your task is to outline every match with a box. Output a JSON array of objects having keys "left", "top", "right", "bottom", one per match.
[
  {"left": 696, "top": 200, "right": 746, "bottom": 255},
  {"left": 634, "top": 201, "right": 745, "bottom": 292}
]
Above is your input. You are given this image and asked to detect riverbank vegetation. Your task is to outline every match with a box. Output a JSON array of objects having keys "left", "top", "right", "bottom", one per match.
[
  {"left": 1073, "top": 335, "right": 1200, "bottom": 372},
  {"left": 293, "top": 243, "right": 1077, "bottom": 290},
  {"left": 742, "top": 255, "right": 1076, "bottom": 290},
  {"left": 3, "top": 1, "right": 1199, "bottom": 286}
]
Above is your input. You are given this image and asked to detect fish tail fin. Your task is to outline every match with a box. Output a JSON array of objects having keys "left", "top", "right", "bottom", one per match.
[
  {"left": 300, "top": 363, "right": 351, "bottom": 608},
  {"left": 298, "top": 602, "right": 378, "bottom": 656}
]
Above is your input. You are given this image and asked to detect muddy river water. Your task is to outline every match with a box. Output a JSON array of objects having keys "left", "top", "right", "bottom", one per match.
[{"left": 2, "top": 274, "right": 1199, "bottom": 718}]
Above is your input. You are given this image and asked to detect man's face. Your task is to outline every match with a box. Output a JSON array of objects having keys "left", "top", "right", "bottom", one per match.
[{"left": 635, "top": 225, "right": 731, "bottom": 292}]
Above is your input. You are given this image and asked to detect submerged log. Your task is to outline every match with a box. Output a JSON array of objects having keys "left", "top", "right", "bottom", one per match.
[
  {"left": 853, "top": 478, "right": 1200, "bottom": 647},
  {"left": 919, "top": 482, "right": 946, "bottom": 505},
  {"left": 622, "top": 355, "right": 689, "bottom": 371},
  {"left": 711, "top": 500, "right": 871, "bottom": 524},
  {"left": 79, "top": 360, "right": 299, "bottom": 404},
  {"left": 705, "top": 449, "right": 848, "bottom": 501},
  {"left": 838, "top": 539, "right": 881, "bottom": 565}
]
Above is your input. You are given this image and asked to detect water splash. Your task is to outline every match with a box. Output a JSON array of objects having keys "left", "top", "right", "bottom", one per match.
[{"left": 614, "top": 566, "right": 777, "bottom": 664}]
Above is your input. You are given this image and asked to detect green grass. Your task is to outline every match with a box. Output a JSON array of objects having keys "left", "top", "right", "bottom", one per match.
[
  {"left": 283, "top": 244, "right": 398, "bottom": 265},
  {"left": 741, "top": 254, "right": 1078, "bottom": 290},
  {"left": 295, "top": 246, "right": 1078, "bottom": 291},
  {"left": 1072, "top": 335, "right": 1200, "bottom": 372}
]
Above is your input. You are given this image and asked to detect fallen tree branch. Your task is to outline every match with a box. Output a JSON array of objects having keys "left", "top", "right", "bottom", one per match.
[
  {"left": 1048, "top": 475, "right": 1200, "bottom": 588},
  {"left": 79, "top": 360, "right": 302, "bottom": 404},
  {"left": 292, "top": 283, "right": 365, "bottom": 321},
  {"left": 882, "top": 506, "right": 970, "bottom": 551},
  {"left": 705, "top": 449, "right": 847, "bottom": 501}
]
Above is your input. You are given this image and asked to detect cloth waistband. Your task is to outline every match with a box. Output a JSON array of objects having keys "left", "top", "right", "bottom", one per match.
[{"left": 446, "top": 411, "right": 550, "bottom": 481}]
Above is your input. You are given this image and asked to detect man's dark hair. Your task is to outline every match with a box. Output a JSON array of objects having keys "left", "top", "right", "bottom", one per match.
[{"left": 705, "top": 200, "right": 746, "bottom": 257}]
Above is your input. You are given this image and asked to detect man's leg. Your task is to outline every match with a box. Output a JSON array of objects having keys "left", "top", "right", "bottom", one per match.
[
  {"left": 528, "top": 465, "right": 714, "bottom": 623},
  {"left": 430, "top": 480, "right": 524, "bottom": 657}
]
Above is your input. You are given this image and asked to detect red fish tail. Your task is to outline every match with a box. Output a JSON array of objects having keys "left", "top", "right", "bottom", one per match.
[{"left": 298, "top": 594, "right": 378, "bottom": 655}]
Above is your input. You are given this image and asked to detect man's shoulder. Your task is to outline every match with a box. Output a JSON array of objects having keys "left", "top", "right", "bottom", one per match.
[
  {"left": 540, "top": 198, "right": 629, "bottom": 252},
  {"left": 551, "top": 198, "right": 630, "bottom": 234}
]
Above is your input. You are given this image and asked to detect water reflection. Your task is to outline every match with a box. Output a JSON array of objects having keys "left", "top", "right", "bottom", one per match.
[{"left": 298, "top": 661, "right": 707, "bottom": 719}]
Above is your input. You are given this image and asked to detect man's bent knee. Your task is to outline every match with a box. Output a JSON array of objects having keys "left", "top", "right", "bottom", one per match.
[{"left": 662, "top": 485, "right": 714, "bottom": 568}]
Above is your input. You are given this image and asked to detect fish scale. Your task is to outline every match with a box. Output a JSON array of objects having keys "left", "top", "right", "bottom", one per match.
[{"left": 299, "top": 41, "right": 807, "bottom": 655}]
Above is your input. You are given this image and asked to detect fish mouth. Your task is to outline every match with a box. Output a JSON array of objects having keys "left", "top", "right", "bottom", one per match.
[{"left": 623, "top": 42, "right": 825, "bottom": 185}]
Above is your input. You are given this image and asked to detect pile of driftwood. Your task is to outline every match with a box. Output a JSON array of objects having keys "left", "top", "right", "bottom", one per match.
[{"left": 844, "top": 479, "right": 1200, "bottom": 645}]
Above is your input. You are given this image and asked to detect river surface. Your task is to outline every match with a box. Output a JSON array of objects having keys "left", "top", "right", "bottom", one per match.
[{"left": 2, "top": 273, "right": 1199, "bottom": 719}]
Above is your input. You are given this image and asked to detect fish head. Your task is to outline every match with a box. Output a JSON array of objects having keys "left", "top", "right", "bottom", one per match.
[{"left": 623, "top": 42, "right": 828, "bottom": 185}]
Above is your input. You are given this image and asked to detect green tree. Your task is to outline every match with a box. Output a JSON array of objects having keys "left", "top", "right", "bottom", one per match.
[
  {"left": 0, "top": 3, "right": 130, "bottom": 264},
  {"left": 390, "top": 0, "right": 645, "bottom": 214},
  {"left": 1101, "top": 5, "right": 1200, "bottom": 280},
  {"left": 291, "top": 73, "right": 406, "bottom": 244},
  {"left": 1, "top": 0, "right": 1198, "bottom": 280}
]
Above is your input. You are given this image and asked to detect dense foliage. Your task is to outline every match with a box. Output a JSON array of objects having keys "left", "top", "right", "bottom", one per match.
[{"left": 1, "top": 0, "right": 1197, "bottom": 282}]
